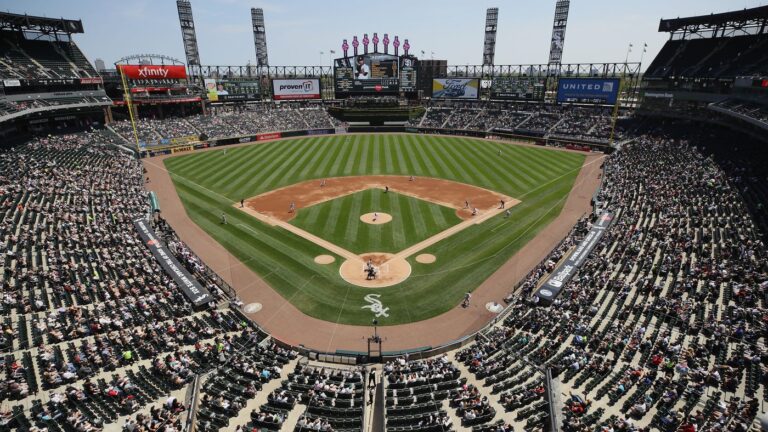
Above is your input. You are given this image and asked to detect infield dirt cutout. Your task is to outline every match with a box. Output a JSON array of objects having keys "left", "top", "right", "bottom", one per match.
[
  {"left": 415, "top": 254, "right": 437, "bottom": 264},
  {"left": 237, "top": 175, "right": 519, "bottom": 288},
  {"left": 314, "top": 255, "right": 335, "bottom": 265},
  {"left": 360, "top": 212, "right": 392, "bottom": 225}
]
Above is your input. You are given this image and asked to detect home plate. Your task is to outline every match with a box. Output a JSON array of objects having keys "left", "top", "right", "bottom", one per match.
[
  {"left": 244, "top": 303, "right": 263, "bottom": 313},
  {"left": 486, "top": 302, "right": 504, "bottom": 313}
]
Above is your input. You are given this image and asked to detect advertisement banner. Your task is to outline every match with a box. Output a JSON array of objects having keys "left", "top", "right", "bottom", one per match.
[
  {"left": 133, "top": 218, "right": 212, "bottom": 307},
  {"left": 80, "top": 77, "right": 103, "bottom": 84},
  {"left": 257, "top": 132, "right": 282, "bottom": 141},
  {"left": 119, "top": 65, "right": 188, "bottom": 80},
  {"left": 3, "top": 79, "right": 21, "bottom": 87},
  {"left": 432, "top": 78, "right": 480, "bottom": 99},
  {"left": 535, "top": 212, "right": 614, "bottom": 303},
  {"left": 170, "top": 135, "right": 198, "bottom": 146},
  {"left": 556, "top": 78, "right": 620, "bottom": 104},
  {"left": 272, "top": 79, "right": 321, "bottom": 100},
  {"left": 306, "top": 128, "right": 334, "bottom": 136},
  {"left": 204, "top": 79, "right": 218, "bottom": 101}
]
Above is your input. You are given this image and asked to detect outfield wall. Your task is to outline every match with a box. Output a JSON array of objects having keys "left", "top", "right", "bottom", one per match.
[{"left": 139, "top": 126, "right": 614, "bottom": 158}]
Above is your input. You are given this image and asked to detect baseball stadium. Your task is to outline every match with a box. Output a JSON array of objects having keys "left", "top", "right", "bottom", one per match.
[{"left": 1, "top": 1, "right": 768, "bottom": 432}]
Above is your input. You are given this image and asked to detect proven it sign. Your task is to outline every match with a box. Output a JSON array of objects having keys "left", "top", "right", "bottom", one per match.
[
  {"left": 272, "top": 79, "right": 321, "bottom": 100},
  {"left": 119, "top": 65, "right": 188, "bottom": 80}
]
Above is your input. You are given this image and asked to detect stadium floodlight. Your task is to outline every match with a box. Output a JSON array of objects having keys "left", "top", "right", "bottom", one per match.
[
  {"left": 176, "top": 0, "right": 201, "bottom": 66},
  {"left": 251, "top": 8, "right": 269, "bottom": 67},
  {"left": 547, "top": 0, "right": 571, "bottom": 74},
  {"left": 483, "top": 8, "right": 499, "bottom": 66}
]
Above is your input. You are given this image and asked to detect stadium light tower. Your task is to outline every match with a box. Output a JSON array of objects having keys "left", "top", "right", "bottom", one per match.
[
  {"left": 176, "top": 0, "right": 201, "bottom": 67},
  {"left": 547, "top": 0, "right": 570, "bottom": 74},
  {"left": 251, "top": 8, "right": 269, "bottom": 67},
  {"left": 482, "top": 8, "right": 499, "bottom": 66}
]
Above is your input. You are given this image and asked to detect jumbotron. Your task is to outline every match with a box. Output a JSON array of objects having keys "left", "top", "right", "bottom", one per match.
[{"left": 0, "top": 2, "right": 767, "bottom": 432}]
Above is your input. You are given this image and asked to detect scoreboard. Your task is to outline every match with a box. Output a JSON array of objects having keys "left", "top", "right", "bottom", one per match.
[
  {"left": 398, "top": 56, "right": 418, "bottom": 93},
  {"left": 334, "top": 53, "right": 417, "bottom": 96},
  {"left": 491, "top": 77, "right": 547, "bottom": 101},
  {"left": 334, "top": 67, "right": 399, "bottom": 94}
]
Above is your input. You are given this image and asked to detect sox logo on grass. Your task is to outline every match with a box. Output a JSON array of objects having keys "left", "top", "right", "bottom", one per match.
[{"left": 362, "top": 294, "right": 390, "bottom": 318}]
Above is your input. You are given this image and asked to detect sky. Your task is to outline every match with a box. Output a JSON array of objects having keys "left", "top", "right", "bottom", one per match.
[{"left": 1, "top": 0, "right": 766, "bottom": 69}]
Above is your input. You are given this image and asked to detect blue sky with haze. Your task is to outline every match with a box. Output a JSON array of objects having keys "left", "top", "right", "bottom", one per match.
[{"left": 1, "top": 0, "right": 765, "bottom": 68}]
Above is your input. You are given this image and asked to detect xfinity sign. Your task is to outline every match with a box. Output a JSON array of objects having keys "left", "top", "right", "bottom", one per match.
[
  {"left": 119, "top": 65, "right": 187, "bottom": 80},
  {"left": 272, "top": 78, "right": 321, "bottom": 100},
  {"left": 556, "top": 78, "right": 620, "bottom": 105}
]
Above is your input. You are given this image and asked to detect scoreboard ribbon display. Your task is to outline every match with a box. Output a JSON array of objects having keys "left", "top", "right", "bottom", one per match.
[{"left": 556, "top": 78, "right": 620, "bottom": 105}]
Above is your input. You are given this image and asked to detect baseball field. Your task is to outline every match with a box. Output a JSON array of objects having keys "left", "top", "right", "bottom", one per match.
[{"left": 162, "top": 134, "right": 585, "bottom": 325}]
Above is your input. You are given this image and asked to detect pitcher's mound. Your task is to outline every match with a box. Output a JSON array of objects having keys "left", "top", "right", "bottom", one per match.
[
  {"left": 314, "top": 255, "right": 335, "bottom": 264},
  {"left": 415, "top": 254, "right": 436, "bottom": 264},
  {"left": 360, "top": 212, "right": 392, "bottom": 225},
  {"left": 339, "top": 252, "right": 411, "bottom": 288}
]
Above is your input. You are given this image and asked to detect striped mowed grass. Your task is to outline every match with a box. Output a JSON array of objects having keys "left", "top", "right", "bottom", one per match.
[
  {"left": 290, "top": 189, "right": 461, "bottom": 254},
  {"left": 164, "top": 134, "right": 585, "bottom": 325}
]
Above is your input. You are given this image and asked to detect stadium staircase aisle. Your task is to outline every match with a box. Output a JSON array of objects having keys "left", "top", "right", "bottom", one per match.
[
  {"left": 451, "top": 357, "right": 508, "bottom": 428},
  {"left": 229, "top": 356, "right": 300, "bottom": 429},
  {"left": 362, "top": 365, "right": 381, "bottom": 432},
  {"left": 279, "top": 400, "right": 305, "bottom": 432},
  {"left": 441, "top": 399, "right": 466, "bottom": 431}
]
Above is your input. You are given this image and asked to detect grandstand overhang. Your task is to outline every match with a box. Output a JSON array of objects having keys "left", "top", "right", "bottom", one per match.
[
  {"left": 658, "top": 5, "right": 768, "bottom": 39},
  {"left": 0, "top": 12, "right": 84, "bottom": 34}
]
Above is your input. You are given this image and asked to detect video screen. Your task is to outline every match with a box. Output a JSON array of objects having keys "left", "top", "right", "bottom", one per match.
[
  {"left": 334, "top": 53, "right": 401, "bottom": 95},
  {"left": 491, "top": 77, "right": 547, "bottom": 100},
  {"left": 336, "top": 53, "right": 398, "bottom": 80},
  {"left": 432, "top": 78, "right": 480, "bottom": 99},
  {"left": 205, "top": 78, "right": 261, "bottom": 102}
]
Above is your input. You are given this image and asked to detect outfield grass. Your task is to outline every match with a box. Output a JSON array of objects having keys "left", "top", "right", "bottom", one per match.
[
  {"left": 164, "top": 134, "right": 585, "bottom": 325},
  {"left": 290, "top": 189, "right": 461, "bottom": 254}
]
